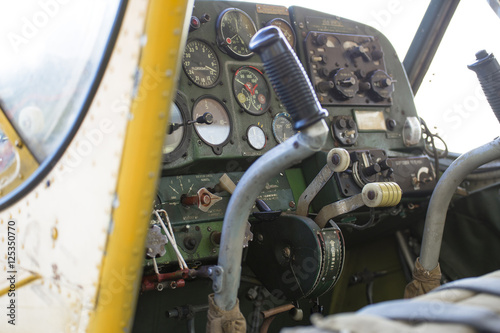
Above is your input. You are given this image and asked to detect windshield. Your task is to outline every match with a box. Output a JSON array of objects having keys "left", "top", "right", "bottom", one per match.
[
  {"left": 415, "top": 0, "right": 500, "bottom": 153},
  {"left": 0, "top": 0, "right": 122, "bottom": 162}
]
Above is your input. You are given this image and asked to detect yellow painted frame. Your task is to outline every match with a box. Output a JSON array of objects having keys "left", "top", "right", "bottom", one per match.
[
  {"left": 0, "top": 107, "right": 39, "bottom": 197},
  {"left": 87, "top": 0, "right": 194, "bottom": 331}
]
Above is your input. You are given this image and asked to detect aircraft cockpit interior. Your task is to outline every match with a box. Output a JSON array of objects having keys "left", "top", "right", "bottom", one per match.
[{"left": 1, "top": 0, "right": 500, "bottom": 332}]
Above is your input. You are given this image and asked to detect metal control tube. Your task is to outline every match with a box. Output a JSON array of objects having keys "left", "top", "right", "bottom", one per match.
[
  {"left": 420, "top": 137, "right": 500, "bottom": 271},
  {"left": 215, "top": 123, "right": 327, "bottom": 310},
  {"left": 214, "top": 26, "right": 328, "bottom": 311}
]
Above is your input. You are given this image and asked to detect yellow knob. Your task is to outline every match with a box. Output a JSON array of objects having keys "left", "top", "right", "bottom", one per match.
[{"left": 362, "top": 182, "right": 402, "bottom": 207}]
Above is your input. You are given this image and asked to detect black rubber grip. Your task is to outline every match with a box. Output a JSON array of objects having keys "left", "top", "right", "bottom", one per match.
[
  {"left": 249, "top": 26, "right": 327, "bottom": 130},
  {"left": 468, "top": 50, "right": 500, "bottom": 124}
]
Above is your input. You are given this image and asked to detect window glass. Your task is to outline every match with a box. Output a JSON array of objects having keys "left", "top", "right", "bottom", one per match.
[
  {"left": 415, "top": 0, "right": 500, "bottom": 153},
  {"left": 0, "top": 0, "right": 122, "bottom": 162}
]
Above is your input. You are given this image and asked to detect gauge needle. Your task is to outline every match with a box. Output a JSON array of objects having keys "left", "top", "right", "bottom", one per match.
[
  {"left": 227, "top": 34, "right": 237, "bottom": 44},
  {"left": 203, "top": 66, "right": 216, "bottom": 72},
  {"left": 235, "top": 78, "right": 246, "bottom": 86},
  {"left": 244, "top": 82, "right": 253, "bottom": 94},
  {"left": 251, "top": 84, "right": 258, "bottom": 96}
]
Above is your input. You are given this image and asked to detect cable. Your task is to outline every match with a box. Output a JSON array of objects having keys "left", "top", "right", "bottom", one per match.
[
  {"left": 420, "top": 117, "right": 448, "bottom": 180},
  {"left": 153, "top": 209, "right": 188, "bottom": 270},
  {"left": 337, "top": 208, "right": 377, "bottom": 230},
  {"left": 153, "top": 257, "right": 160, "bottom": 275}
]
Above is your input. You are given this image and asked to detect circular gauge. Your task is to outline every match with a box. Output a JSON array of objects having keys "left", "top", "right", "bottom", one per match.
[
  {"left": 272, "top": 112, "right": 296, "bottom": 143},
  {"left": 163, "top": 93, "right": 191, "bottom": 163},
  {"left": 267, "top": 18, "right": 296, "bottom": 48},
  {"left": 163, "top": 103, "right": 184, "bottom": 154},
  {"left": 183, "top": 40, "right": 220, "bottom": 88},
  {"left": 233, "top": 66, "right": 271, "bottom": 116},
  {"left": 192, "top": 96, "right": 231, "bottom": 154},
  {"left": 247, "top": 125, "right": 266, "bottom": 150},
  {"left": 216, "top": 8, "right": 257, "bottom": 59}
]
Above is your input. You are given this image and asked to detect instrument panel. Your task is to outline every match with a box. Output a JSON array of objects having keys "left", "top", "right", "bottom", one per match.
[
  {"left": 155, "top": 0, "right": 432, "bottom": 266},
  {"left": 138, "top": 2, "right": 437, "bottom": 331},
  {"left": 162, "top": 1, "right": 423, "bottom": 175}
]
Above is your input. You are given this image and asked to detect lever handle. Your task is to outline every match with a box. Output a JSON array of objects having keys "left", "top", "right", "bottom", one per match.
[
  {"left": 249, "top": 26, "right": 327, "bottom": 130},
  {"left": 468, "top": 50, "right": 500, "bottom": 124}
]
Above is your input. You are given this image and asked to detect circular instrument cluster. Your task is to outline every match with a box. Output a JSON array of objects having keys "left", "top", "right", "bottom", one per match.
[{"left": 172, "top": 7, "right": 300, "bottom": 160}]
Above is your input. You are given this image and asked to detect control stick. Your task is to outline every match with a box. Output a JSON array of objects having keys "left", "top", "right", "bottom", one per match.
[{"left": 209, "top": 25, "right": 329, "bottom": 326}]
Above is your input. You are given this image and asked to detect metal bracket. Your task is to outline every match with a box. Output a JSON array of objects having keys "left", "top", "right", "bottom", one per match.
[
  {"left": 208, "top": 266, "right": 224, "bottom": 293},
  {"left": 296, "top": 148, "right": 350, "bottom": 216}
]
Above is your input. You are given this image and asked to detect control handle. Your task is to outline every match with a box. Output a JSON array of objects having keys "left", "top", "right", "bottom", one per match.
[
  {"left": 249, "top": 26, "right": 327, "bottom": 130},
  {"left": 468, "top": 50, "right": 500, "bottom": 124}
]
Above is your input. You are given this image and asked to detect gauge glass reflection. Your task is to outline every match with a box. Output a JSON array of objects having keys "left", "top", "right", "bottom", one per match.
[
  {"left": 268, "top": 18, "right": 296, "bottom": 48},
  {"left": 183, "top": 40, "right": 220, "bottom": 88},
  {"left": 163, "top": 103, "right": 184, "bottom": 154},
  {"left": 272, "top": 112, "right": 296, "bottom": 143},
  {"left": 247, "top": 125, "right": 266, "bottom": 150},
  {"left": 217, "top": 8, "right": 257, "bottom": 59},
  {"left": 193, "top": 97, "right": 230, "bottom": 146},
  {"left": 233, "top": 66, "right": 270, "bottom": 115}
]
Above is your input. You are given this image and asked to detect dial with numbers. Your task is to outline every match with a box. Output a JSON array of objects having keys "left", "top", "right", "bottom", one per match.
[
  {"left": 183, "top": 40, "right": 220, "bottom": 88},
  {"left": 192, "top": 96, "right": 231, "bottom": 148},
  {"left": 233, "top": 66, "right": 270, "bottom": 116},
  {"left": 267, "top": 18, "right": 296, "bottom": 48},
  {"left": 272, "top": 112, "right": 296, "bottom": 143},
  {"left": 216, "top": 8, "right": 257, "bottom": 59}
]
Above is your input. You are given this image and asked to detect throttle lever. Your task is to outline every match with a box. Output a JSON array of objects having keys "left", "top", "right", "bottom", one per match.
[{"left": 249, "top": 26, "right": 327, "bottom": 130}]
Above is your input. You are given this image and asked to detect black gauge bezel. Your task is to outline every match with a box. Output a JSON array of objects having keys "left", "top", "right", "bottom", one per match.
[
  {"left": 246, "top": 125, "right": 267, "bottom": 150},
  {"left": 182, "top": 39, "right": 221, "bottom": 89},
  {"left": 163, "top": 92, "right": 192, "bottom": 163},
  {"left": 267, "top": 18, "right": 296, "bottom": 48},
  {"left": 272, "top": 112, "right": 295, "bottom": 143},
  {"left": 232, "top": 66, "right": 271, "bottom": 116},
  {"left": 216, "top": 8, "right": 257, "bottom": 60},
  {"left": 192, "top": 95, "right": 232, "bottom": 155}
]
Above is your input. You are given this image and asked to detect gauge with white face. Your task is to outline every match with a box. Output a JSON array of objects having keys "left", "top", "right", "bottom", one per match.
[
  {"left": 192, "top": 97, "right": 231, "bottom": 152},
  {"left": 163, "top": 103, "right": 184, "bottom": 154},
  {"left": 247, "top": 125, "right": 266, "bottom": 150}
]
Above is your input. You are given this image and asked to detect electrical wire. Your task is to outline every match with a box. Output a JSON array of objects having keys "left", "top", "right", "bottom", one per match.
[
  {"left": 420, "top": 117, "right": 448, "bottom": 180},
  {"left": 154, "top": 209, "right": 188, "bottom": 270},
  {"left": 337, "top": 208, "right": 377, "bottom": 230},
  {"left": 153, "top": 257, "right": 160, "bottom": 275}
]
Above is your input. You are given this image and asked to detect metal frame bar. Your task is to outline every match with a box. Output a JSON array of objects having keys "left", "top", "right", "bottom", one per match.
[{"left": 403, "top": 0, "right": 461, "bottom": 94}]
